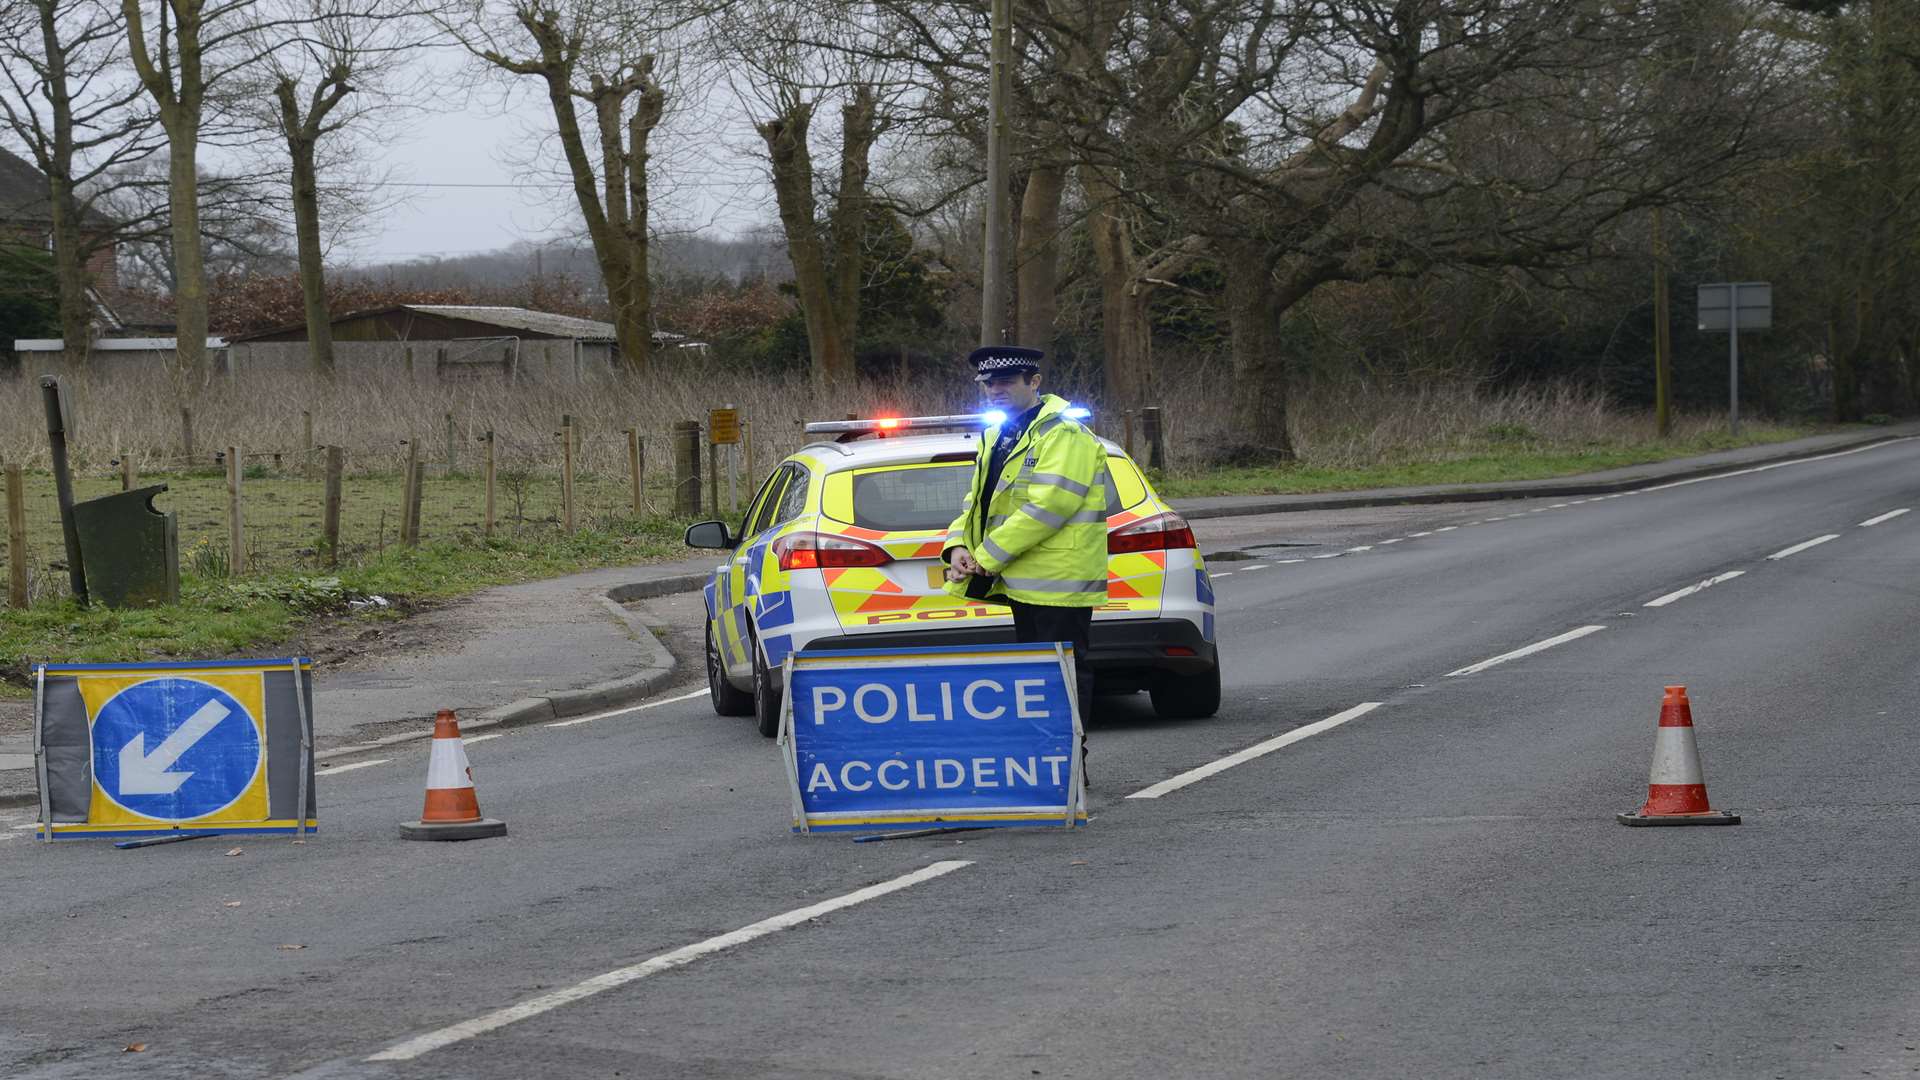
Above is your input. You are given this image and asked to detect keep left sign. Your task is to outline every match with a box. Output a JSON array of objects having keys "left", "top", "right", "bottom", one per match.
[
  {"left": 34, "top": 660, "right": 317, "bottom": 841},
  {"left": 780, "top": 643, "right": 1087, "bottom": 833}
]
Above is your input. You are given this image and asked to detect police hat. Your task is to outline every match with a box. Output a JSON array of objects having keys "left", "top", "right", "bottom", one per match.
[{"left": 970, "top": 345, "right": 1044, "bottom": 381}]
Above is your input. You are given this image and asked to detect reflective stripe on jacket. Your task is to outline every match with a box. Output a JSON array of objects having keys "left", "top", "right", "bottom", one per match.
[{"left": 943, "top": 394, "right": 1109, "bottom": 608}]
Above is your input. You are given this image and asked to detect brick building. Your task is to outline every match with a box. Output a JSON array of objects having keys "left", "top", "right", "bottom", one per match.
[{"left": 0, "top": 145, "right": 119, "bottom": 289}]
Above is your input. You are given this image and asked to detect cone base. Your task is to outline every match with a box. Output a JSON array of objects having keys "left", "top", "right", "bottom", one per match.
[
  {"left": 399, "top": 817, "right": 508, "bottom": 841},
  {"left": 1616, "top": 810, "right": 1740, "bottom": 827}
]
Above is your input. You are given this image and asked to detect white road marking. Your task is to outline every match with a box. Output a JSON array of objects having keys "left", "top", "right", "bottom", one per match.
[
  {"left": 1345, "top": 546, "right": 1373, "bottom": 553},
  {"left": 1212, "top": 571, "right": 1233, "bottom": 578},
  {"left": 365, "top": 860, "right": 975, "bottom": 1061},
  {"left": 1243, "top": 564, "right": 1268, "bottom": 571},
  {"left": 1859, "top": 508, "right": 1910, "bottom": 527},
  {"left": 1644, "top": 571, "right": 1745, "bottom": 608},
  {"left": 1766, "top": 534, "right": 1840, "bottom": 561},
  {"left": 1549, "top": 503, "right": 1569, "bottom": 509},
  {"left": 1378, "top": 538, "right": 1404, "bottom": 545},
  {"left": 463, "top": 733, "right": 505, "bottom": 745},
  {"left": 1277, "top": 558, "right": 1306, "bottom": 564},
  {"left": 317, "top": 759, "right": 391, "bottom": 775},
  {"left": 1434, "top": 526, "right": 1458, "bottom": 532},
  {"left": 546, "top": 688, "right": 709, "bottom": 729},
  {"left": 1640, "top": 436, "right": 1918, "bottom": 494},
  {"left": 1529, "top": 507, "right": 1548, "bottom": 513},
  {"left": 1408, "top": 531, "right": 1433, "bottom": 537},
  {"left": 1443, "top": 625, "right": 1607, "bottom": 678},
  {"left": 1126, "top": 703, "right": 1383, "bottom": 800},
  {"left": 1310, "top": 553, "right": 1343, "bottom": 559}
]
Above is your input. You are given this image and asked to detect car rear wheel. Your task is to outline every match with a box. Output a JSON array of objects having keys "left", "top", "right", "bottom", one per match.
[
  {"left": 751, "top": 633, "right": 784, "bottom": 738},
  {"left": 707, "top": 621, "right": 753, "bottom": 717},
  {"left": 1150, "top": 662, "right": 1220, "bottom": 719}
]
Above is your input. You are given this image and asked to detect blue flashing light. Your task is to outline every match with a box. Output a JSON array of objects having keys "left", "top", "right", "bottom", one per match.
[
  {"left": 1063, "top": 406, "right": 1092, "bottom": 420},
  {"left": 981, "top": 409, "right": 1008, "bottom": 426}
]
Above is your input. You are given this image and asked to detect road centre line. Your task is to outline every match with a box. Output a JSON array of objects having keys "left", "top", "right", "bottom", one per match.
[
  {"left": 463, "top": 733, "right": 505, "bottom": 745},
  {"left": 1434, "top": 526, "right": 1457, "bottom": 532},
  {"left": 1277, "top": 558, "right": 1305, "bottom": 564},
  {"left": 1859, "top": 508, "right": 1910, "bottom": 527},
  {"left": 317, "top": 759, "right": 390, "bottom": 775},
  {"left": 1243, "top": 564, "right": 1268, "bottom": 570},
  {"left": 1126, "top": 703, "right": 1383, "bottom": 800},
  {"left": 1767, "top": 534, "right": 1840, "bottom": 561},
  {"left": 1443, "top": 625, "right": 1607, "bottom": 678},
  {"left": 1379, "top": 538, "right": 1403, "bottom": 544},
  {"left": 1212, "top": 571, "right": 1233, "bottom": 577},
  {"left": 1640, "top": 435, "right": 1918, "bottom": 494},
  {"left": 1408, "top": 531, "right": 1432, "bottom": 537},
  {"left": 546, "top": 688, "right": 710, "bottom": 729},
  {"left": 1644, "top": 571, "right": 1745, "bottom": 608},
  {"left": 365, "top": 860, "right": 975, "bottom": 1062}
]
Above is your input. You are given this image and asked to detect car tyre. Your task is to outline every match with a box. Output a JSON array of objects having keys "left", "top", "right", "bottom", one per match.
[
  {"left": 751, "top": 632, "right": 784, "bottom": 738},
  {"left": 707, "top": 621, "right": 753, "bottom": 717},
  {"left": 1150, "top": 661, "right": 1220, "bottom": 719}
]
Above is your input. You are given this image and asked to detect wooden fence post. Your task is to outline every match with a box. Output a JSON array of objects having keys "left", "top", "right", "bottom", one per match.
[
  {"left": 482, "top": 430, "right": 496, "bottom": 539},
  {"left": 444, "top": 412, "right": 456, "bottom": 475},
  {"left": 1141, "top": 406, "right": 1165, "bottom": 470},
  {"left": 407, "top": 460, "right": 425, "bottom": 546},
  {"left": 561, "top": 414, "right": 576, "bottom": 534},
  {"left": 322, "top": 446, "right": 343, "bottom": 568},
  {"left": 227, "top": 444, "right": 245, "bottom": 574},
  {"left": 302, "top": 410, "right": 313, "bottom": 452},
  {"left": 181, "top": 406, "right": 194, "bottom": 466},
  {"left": 399, "top": 438, "right": 419, "bottom": 546},
  {"left": 742, "top": 419, "right": 753, "bottom": 490},
  {"left": 7, "top": 465, "right": 27, "bottom": 607},
  {"left": 673, "top": 420, "right": 701, "bottom": 516},
  {"left": 627, "top": 428, "right": 642, "bottom": 516},
  {"left": 121, "top": 454, "right": 135, "bottom": 492}
]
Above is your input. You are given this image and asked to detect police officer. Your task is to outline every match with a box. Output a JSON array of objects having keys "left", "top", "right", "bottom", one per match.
[{"left": 943, "top": 344, "right": 1109, "bottom": 729}]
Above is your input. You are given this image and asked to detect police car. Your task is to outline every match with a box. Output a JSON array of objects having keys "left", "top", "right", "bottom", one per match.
[{"left": 685, "top": 413, "right": 1220, "bottom": 736}]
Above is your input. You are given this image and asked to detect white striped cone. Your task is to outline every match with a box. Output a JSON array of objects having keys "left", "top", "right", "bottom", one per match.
[
  {"left": 1618, "top": 686, "right": 1739, "bottom": 826},
  {"left": 400, "top": 710, "right": 506, "bottom": 840}
]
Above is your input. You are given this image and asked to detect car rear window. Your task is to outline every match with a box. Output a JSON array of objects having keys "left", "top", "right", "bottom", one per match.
[{"left": 844, "top": 464, "right": 973, "bottom": 532}]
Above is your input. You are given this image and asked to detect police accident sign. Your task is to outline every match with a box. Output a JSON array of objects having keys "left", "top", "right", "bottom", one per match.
[{"left": 780, "top": 643, "right": 1086, "bottom": 832}]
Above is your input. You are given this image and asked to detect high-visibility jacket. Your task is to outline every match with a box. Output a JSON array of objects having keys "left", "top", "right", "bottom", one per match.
[{"left": 943, "top": 394, "right": 1110, "bottom": 608}]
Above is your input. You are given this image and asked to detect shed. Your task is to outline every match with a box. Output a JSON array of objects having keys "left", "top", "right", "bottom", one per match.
[
  {"left": 11, "top": 336, "right": 230, "bottom": 375},
  {"left": 225, "top": 304, "right": 706, "bottom": 382}
]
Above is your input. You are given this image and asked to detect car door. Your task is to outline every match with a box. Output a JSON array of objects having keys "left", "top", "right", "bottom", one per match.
[{"left": 720, "top": 465, "right": 794, "bottom": 679}]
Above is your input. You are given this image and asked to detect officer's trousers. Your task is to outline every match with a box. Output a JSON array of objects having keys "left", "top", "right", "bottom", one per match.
[{"left": 1007, "top": 600, "right": 1094, "bottom": 723}]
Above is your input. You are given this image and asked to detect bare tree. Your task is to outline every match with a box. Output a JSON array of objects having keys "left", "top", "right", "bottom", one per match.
[
  {"left": 0, "top": 0, "right": 163, "bottom": 365},
  {"left": 449, "top": 0, "right": 683, "bottom": 374}
]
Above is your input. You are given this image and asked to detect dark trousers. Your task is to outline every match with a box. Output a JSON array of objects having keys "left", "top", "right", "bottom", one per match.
[{"left": 1008, "top": 600, "right": 1094, "bottom": 723}]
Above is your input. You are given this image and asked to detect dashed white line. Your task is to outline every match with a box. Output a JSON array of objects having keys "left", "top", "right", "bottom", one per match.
[
  {"left": 1549, "top": 503, "right": 1569, "bottom": 509},
  {"left": 546, "top": 688, "right": 709, "bottom": 729},
  {"left": 1640, "top": 436, "right": 1918, "bottom": 494},
  {"left": 1644, "top": 571, "right": 1745, "bottom": 608},
  {"left": 1378, "top": 538, "right": 1404, "bottom": 545},
  {"left": 1310, "top": 553, "right": 1343, "bottom": 559},
  {"left": 317, "top": 758, "right": 391, "bottom": 775},
  {"left": 463, "top": 733, "right": 505, "bottom": 745},
  {"left": 1408, "top": 531, "right": 1433, "bottom": 538},
  {"left": 1126, "top": 703, "right": 1383, "bottom": 800},
  {"left": 365, "top": 860, "right": 975, "bottom": 1061},
  {"left": 1212, "top": 571, "right": 1233, "bottom": 578},
  {"left": 1243, "top": 564, "right": 1269, "bottom": 571},
  {"left": 1859, "top": 508, "right": 1910, "bottom": 527},
  {"left": 1434, "top": 526, "right": 1458, "bottom": 532},
  {"left": 1443, "top": 625, "right": 1607, "bottom": 678},
  {"left": 1277, "top": 558, "right": 1305, "bottom": 564},
  {"left": 1767, "top": 534, "right": 1840, "bottom": 561},
  {"left": 1345, "top": 546, "right": 1373, "bottom": 553}
]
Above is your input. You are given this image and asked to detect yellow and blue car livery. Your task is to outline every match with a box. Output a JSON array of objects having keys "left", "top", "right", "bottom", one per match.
[{"left": 688, "top": 419, "right": 1221, "bottom": 736}]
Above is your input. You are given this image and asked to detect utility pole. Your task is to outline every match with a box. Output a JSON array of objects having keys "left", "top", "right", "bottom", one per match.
[{"left": 977, "top": 0, "right": 1012, "bottom": 347}]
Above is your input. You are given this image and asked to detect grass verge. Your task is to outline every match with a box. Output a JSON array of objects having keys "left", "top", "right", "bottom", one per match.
[{"left": 1151, "top": 423, "right": 1822, "bottom": 499}]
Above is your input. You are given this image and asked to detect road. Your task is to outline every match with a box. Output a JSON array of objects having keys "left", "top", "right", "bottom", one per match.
[{"left": 2, "top": 435, "right": 1916, "bottom": 1079}]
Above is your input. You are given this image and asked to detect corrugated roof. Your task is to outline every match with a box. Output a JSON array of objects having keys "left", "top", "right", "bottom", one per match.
[{"left": 402, "top": 305, "right": 618, "bottom": 341}]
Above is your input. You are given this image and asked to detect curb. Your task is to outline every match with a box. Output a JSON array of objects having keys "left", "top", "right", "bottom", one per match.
[
  {"left": 1172, "top": 429, "right": 1919, "bottom": 521},
  {"left": 0, "top": 579, "right": 698, "bottom": 808}
]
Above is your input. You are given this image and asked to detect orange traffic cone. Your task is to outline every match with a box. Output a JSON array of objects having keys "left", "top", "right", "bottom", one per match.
[
  {"left": 399, "top": 710, "right": 508, "bottom": 840},
  {"left": 1617, "top": 686, "right": 1740, "bottom": 826}
]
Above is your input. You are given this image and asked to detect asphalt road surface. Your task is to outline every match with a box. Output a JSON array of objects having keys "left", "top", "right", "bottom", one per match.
[{"left": 3, "top": 436, "right": 1917, "bottom": 1080}]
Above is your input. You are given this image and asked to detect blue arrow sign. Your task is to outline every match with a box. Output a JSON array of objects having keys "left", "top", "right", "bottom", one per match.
[{"left": 90, "top": 678, "right": 262, "bottom": 821}]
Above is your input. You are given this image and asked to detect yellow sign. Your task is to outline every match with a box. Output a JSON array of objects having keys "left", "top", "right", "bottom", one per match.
[{"left": 709, "top": 408, "right": 740, "bottom": 445}]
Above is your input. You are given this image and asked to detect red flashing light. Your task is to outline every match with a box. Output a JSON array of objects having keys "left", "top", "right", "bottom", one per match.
[
  {"left": 775, "top": 531, "right": 893, "bottom": 571},
  {"left": 1108, "top": 512, "right": 1197, "bottom": 554},
  {"left": 876, "top": 417, "right": 901, "bottom": 430}
]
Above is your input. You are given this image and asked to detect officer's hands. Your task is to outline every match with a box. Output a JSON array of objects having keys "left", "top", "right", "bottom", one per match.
[{"left": 948, "top": 547, "right": 984, "bottom": 579}]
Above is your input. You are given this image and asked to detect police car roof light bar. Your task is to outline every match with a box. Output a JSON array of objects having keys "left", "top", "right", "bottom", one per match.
[{"left": 803, "top": 413, "right": 995, "bottom": 442}]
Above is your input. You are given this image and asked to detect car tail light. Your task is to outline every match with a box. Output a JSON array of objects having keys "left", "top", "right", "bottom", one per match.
[
  {"left": 1108, "top": 512, "right": 1197, "bottom": 554},
  {"left": 775, "top": 531, "right": 892, "bottom": 570}
]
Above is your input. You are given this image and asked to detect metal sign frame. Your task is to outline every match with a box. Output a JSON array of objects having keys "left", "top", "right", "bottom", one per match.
[{"left": 1696, "top": 281, "right": 1772, "bottom": 435}]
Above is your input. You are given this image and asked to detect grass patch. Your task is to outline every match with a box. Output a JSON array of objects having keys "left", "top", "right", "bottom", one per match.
[
  {"left": 0, "top": 515, "right": 691, "bottom": 687},
  {"left": 1152, "top": 423, "right": 1820, "bottom": 499}
]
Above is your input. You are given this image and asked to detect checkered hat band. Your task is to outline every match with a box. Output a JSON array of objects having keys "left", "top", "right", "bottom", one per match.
[{"left": 976, "top": 355, "right": 1037, "bottom": 372}]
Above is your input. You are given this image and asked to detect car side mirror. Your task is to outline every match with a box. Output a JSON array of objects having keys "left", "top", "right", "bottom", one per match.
[{"left": 684, "top": 520, "right": 736, "bottom": 549}]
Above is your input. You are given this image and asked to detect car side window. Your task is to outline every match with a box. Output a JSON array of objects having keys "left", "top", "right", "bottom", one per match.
[
  {"left": 774, "top": 467, "right": 811, "bottom": 524},
  {"left": 742, "top": 466, "right": 791, "bottom": 540}
]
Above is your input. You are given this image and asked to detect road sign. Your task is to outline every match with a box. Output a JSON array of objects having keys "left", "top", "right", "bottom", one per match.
[
  {"left": 708, "top": 408, "right": 740, "bottom": 445},
  {"left": 33, "top": 659, "right": 317, "bottom": 841},
  {"left": 780, "top": 643, "right": 1086, "bottom": 833},
  {"left": 1697, "top": 282, "right": 1771, "bottom": 331},
  {"left": 1697, "top": 281, "right": 1772, "bottom": 435}
]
